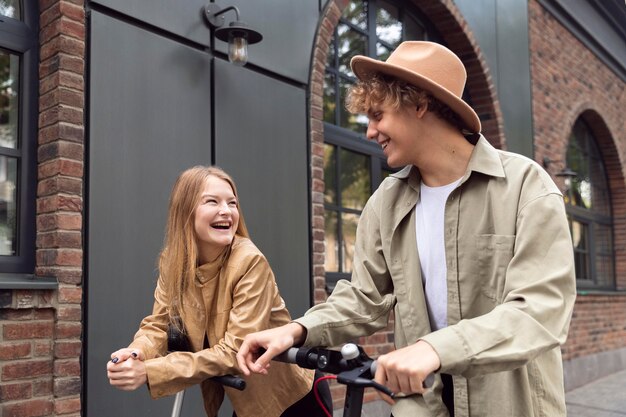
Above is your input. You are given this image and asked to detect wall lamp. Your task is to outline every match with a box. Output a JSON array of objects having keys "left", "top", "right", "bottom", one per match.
[
  {"left": 202, "top": 3, "right": 263, "bottom": 66},
  {"left": 543, "top": 157, "right": 578, "bottom": 179}
]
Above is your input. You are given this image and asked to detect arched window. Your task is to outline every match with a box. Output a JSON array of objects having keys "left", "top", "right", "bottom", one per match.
[
  {"left": 0, "top": 0, "right": 37, "bottom": 273},
  {"left": 323, "top": 0, "right": 442, "bottom": 289},
  {"left": 565, "top": 118, "right": 615, "bottom": 289}
]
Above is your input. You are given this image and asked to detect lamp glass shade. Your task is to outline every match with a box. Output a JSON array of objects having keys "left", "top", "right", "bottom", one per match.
[{"left": 228, "top": 36, "right": 248, "bottom": 66}]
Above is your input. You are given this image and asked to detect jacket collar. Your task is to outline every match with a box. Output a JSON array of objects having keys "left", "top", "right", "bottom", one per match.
[
  {"left": 390, "top": 134, "right": 505, "bottom": 183},
  {"left": 387, "top": 135, "right": 504, "bottom": 232}
]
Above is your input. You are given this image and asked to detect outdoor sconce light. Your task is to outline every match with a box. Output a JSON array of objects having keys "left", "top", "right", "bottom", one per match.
[
  {"left": 543, "top": 157, "right": 578, "bottom": 179},
  {"left": 203, "top": 3, "right": 263, "bottom": 66}
]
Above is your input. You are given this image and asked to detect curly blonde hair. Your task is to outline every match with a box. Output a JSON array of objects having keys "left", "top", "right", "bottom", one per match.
[{"left": 345, "top": 73, "right": 463, "bottom": 131}]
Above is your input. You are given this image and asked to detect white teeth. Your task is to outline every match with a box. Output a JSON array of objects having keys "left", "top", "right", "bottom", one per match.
[{"left": 212, "top": 222, "right": 230, "bottom": 228}]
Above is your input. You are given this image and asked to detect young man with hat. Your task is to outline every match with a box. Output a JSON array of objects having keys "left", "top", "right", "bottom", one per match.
[{"left": 237, "top": 41, "right": 576, "bottom": 417}]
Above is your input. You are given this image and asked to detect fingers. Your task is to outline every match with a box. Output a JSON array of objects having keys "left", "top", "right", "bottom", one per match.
[
  {"left": 373, "top": 359, "right": 395, "bottom": 405},
  {"left": 236, "top": 342, "right": 252, "bottom": 376},
  {"left": 375, "top": 352, "right": 428, "bottom": 397},
  {"left": 250, "top": 347, "right": 277, "bottom": 374},
  {"left": 107, "top": 357, "right": 147, "bottom": 391}
]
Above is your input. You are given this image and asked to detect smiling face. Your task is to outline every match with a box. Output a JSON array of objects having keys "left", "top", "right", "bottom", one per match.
[
  {"left": 366, "top": 103, "right": 423, "bottom": 168},
  {"left": 194, "top": 175, "right": 240, "bottom": 264}
]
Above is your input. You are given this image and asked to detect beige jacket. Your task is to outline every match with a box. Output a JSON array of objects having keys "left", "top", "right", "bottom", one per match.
[
  {"left": 129, "top": 236, "right": 314, "bottom": 417},
  {"left": 297, "top": 136, "right": 576, "bottom": 417}
]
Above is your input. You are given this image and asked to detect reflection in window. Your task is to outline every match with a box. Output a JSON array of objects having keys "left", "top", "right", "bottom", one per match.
[
  {"left": 340, "top": 148, "right": 370, "bottom": 210},
  {"left": 324, "top": 144, "right": 370, "bottom": 274},
  {"left": 0, "top": 50, "right": 19, "bottom": 149},
  {"left": 337, "top": 24, "right": 366, "bottom": 78},
  {"left": 0, "top": 0, "right": 19, "bottom": 19},
  {"left": 0, "top": 155, "right": 17, "bottom": 255},
  {"left": 565, "top": 118, "right": 614, "bottom": 289},
  {"left": 376, "top": 1, "right": 402, "bottom": 50},
  {"left": 341, "top": 213, "right": 359, "bottom": 272},
  {"left": 0, "top": 49, "right": 19, "bottom": 256}
]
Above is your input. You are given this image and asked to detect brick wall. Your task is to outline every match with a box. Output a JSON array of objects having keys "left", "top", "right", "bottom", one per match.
[
  {"left": 0, "top": 1, "right": 86, "bottom": 416},
  {"left": 529, "top": 0, "right": 626, "bottom": 361},
  {"left": 309, "top": 0, "right": 503, "bottom": 408}
]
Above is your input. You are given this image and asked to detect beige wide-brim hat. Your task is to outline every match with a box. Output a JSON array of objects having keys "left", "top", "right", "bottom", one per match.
[{"left": 350, "top": 41, "right": 481, "bottom": 133}]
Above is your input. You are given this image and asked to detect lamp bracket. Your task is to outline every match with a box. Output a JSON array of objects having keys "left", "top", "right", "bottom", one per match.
[{"left": 204, "top": 4, "right": 240, "bottom": 28}]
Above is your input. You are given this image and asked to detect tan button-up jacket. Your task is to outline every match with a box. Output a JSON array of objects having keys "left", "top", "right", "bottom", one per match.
[
  {"left": 129, "top": 236, "right": 313, "bottom": 417},
  {"left": 297, "top": 136, "right": 576, "bottom": 417}
]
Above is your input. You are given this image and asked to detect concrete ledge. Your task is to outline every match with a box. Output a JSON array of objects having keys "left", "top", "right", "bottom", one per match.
[{"left": 563, "top": 347, "right": 626, "bottom": 392}]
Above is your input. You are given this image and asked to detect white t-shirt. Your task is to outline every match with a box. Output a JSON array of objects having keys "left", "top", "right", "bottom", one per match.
[{"left": 415, "top": 177, "right": 462, "bottom": 331}]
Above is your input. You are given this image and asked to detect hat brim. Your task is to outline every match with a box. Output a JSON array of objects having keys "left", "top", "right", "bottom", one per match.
[{"left": 351, "top": 55, "right": 481, "bottom": 133}]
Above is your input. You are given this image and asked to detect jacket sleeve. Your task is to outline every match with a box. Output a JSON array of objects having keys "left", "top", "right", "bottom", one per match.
[
  {"left": 128, "top": 276, "right": 169, "bottom": 360},
  {"left": 296, "top": 192, "right": 397, "bottom": 347},
  {"left": 142, "top": 251, "right": 284, "bottom": 398},
  {"left": 421, "top": 192, "right": 576, "bottom": 377}
]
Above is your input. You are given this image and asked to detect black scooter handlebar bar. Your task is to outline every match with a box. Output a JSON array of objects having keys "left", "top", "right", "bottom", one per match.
[{"left": 273, "top": 345, "right": 434, "bottom": 390}]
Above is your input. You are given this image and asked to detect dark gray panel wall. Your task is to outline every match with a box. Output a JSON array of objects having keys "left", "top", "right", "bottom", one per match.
[
  {"left": 90, "top": 0, "right": 211, "bottom": 45},
  {"left": 87, "top": 11, "right": 212, "bottom": 417},
  {"left": 92, "top": 0, "right": 319, "bottom": 84},
  {"left": 455, "top": 0, "right": 534, "bottom": 158},
  {"left": 214, "top": 59, "right": 311, "bottom": 318}
]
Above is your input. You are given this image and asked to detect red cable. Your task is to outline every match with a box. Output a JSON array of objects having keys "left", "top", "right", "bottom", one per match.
[{"left": 314, "top": 374, "right": 337, "bottom": 417}]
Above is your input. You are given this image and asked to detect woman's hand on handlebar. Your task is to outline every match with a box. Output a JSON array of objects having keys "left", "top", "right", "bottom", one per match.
[
  {"left": 237, "top": 322, "right": 306, "bottom": 376},
  {"left": 373, "top": 340, "right": 440, "bottom": 404}
]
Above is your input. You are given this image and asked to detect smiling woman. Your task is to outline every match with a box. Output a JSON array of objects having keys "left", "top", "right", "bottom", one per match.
[{"left": 106, "top": 166, "right": 331, "bottom": 417}]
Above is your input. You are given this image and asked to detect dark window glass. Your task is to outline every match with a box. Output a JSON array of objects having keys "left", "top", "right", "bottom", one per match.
[{"left": 565, "top": 118, "right": 614, "bottom": 289}]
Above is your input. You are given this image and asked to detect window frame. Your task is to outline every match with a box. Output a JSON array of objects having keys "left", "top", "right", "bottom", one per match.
[{"left": 0, "top": 2, "right": 38, "bottom": 273}]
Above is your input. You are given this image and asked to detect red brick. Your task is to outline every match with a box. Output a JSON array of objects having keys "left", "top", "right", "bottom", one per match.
[
  {"left": 2, "top": 360, "right": 53, "bottom": 381},
  {"left": 54, "top": 397, "right": 81, "bottom": 414},
  {"left": 36, "top": 249, "right": 83, "bottom": 267},
  {"left": 1, "top": 398, "right": 54, "bottom": 417},
  {"left": 53, "top": 377, "right": 81, "bottom": 396},
  {"left": 3, "top": 322, "right": 54, "bottom": 340},
  {"left": 54, "top": 359, "right": 80, "bottom": 377},
  {"left": 34, "top": 340, "right": 53, "bottom": 357},
  {"left": 56, "top": 305, "right": 81, "bottom": 321},
  {"left": 38, "top": 159, "right": 84, "bottom": 179},
  {"left": 54, "top": 340, "right": 81, "bottom": 358},
  {"left": 57, "top": 287, "right": 82, "bottom": 305},
  {"left": 37, "top": 195, "right": 83, "bottom": 214},
  {"left": 0, "top": 382, "right": 32, "bottom": 401},
  {"left": 36, "top": 213, "right": 82, "bottom": 232},
  {"left": 37, "top": 230, "right": 82, "bottom": 249},
  {"left": 33, "top": 378, "right": 53, "bottom": 396},
  {"left": 0, "top": 343, "right": 32, "bottom": 360}
]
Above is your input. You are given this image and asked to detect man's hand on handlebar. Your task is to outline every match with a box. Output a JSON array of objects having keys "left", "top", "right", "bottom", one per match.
[
  {"left": 237, "top": 322, "right": 307, "bottom": 376},
  {"left": 373, "top": 340, "right": 441, "bottom": 404}
]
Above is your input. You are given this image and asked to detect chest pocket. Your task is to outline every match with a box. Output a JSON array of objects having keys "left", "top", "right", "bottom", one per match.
[{"left": 475, "top": 234, "right": 515, "bottom": 303}]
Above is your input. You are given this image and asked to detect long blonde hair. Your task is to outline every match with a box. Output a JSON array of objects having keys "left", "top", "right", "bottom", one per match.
[{"left": 159, "top": 166, "right": 249, "bottom": 329}]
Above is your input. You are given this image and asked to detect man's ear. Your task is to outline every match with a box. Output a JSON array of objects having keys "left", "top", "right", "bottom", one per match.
[{"left": 415, "top": 102, "right": 428, "bottom": 119}]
